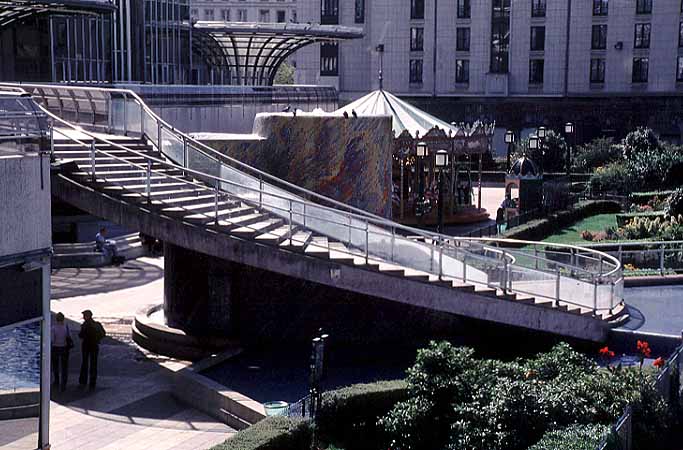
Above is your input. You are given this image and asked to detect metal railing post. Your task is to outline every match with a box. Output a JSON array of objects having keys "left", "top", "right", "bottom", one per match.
[
  {"left": 534, "top": 245, "right": 539, "bottom": 270},
  {"left": 183, "top": 136, "right": 188, "bottom": 167},
  {"left": 90, "top": 140, "right": 96, "bottom": 181},
  {"left": 438, "top": 237, "right": 443, "bottom": 280},
  {"left": 390, "top": 227, "right": 395, "bottom": 262},
  {"left": 122, "top": 93, "right": 128, "bottom": 135},
  {"left": 145, "top": 159, "right": 152, "bottom": 202},
  {"left": 462, "top": 254, "right": 467, "bottom": 283},
  {"left": 365, "top": 221, "right": 369, "bottom": 264},
  {"left": 660, "top": 244, "right": 665, "bottom": 275},
  {"left": 618, "top": 245, "right": 623, "bottom": 265},
  {"left": 592, "top": 275, "right": 598, "bottom": 316},
  {"left": 430, "top": 238, "right": 435, "bottom": 272},
  {"left": 609, "top": 282, "right": 615, "bottom": 314},
  {"left": 157, "top": 122, "right": 162, "bottom": 151},
  {"left": 303, "top": 203, "right": 307, "bottom": 228},
  {"left": 503, "top": 257, "right": 508, "bottom": 293},
  {"left": 288, "top": 200, "right": 293, "bottom": 239},
  {"left": 140, "top": 103, "right": 145, "bottom": 136},
  {"left": 555, "top": 268, "right": 561, "bottom": 307},
  {"left": 258, "top": 174, "right": 263, "bottom": 208},
  {"left": 49, "top": 125, "right": 54, "bottom": 160},
  {"left": 214, "top": 179, "right": 220, "bottom": 225}
]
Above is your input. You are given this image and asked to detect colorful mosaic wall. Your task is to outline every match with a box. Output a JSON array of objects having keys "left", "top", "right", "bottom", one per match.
[{"left": 198, "top": 114, "right": 393, "bottom": 218}]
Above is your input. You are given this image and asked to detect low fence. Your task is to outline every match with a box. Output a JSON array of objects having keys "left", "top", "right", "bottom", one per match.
[
  {"left": 589, "top": 241, "right": 683, "bottom": 275},
  {"left": 597, "top": 333, "right": 683, "bottom": 450}
]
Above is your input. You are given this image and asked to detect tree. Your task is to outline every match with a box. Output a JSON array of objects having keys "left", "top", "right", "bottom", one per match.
[
  {"left": 273, "top": 61, "right": 295, "bottom": 85},
  {"left": 512, "top": 130, "right": 568, "bottom": 173},
  {"left": 622, "top": 127, "right": 660, "bottom": 161}
]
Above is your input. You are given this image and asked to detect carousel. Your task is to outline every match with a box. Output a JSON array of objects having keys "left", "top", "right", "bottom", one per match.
[{"left": 336, "top": 89, "right": 495, "bottom": 226}]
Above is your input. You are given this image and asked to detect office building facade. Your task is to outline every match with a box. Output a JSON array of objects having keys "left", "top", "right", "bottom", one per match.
[{"left": 296, "top": 0, "right": 683, "bottom": 140}]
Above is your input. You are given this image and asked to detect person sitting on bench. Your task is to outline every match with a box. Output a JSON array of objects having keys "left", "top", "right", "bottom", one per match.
[{"left": 95, "top": 227, "right": 121, "bottom": 263}]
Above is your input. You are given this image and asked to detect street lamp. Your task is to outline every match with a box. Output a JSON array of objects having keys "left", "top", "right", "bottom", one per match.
[
  {"left": 537, "top": 127, "right": 547, "bottom": 175},
  {"left": 435, "top": 149, "right": 449, "bottom": 234},
  {"left": 504, "top": 130, "right": 515, "bottom": 172},
  {"left": 415, "top": 141, "right": 429, "bottom": 225},
  {"left": 564, "top": 122, "right": 575, "bottom": 176}
]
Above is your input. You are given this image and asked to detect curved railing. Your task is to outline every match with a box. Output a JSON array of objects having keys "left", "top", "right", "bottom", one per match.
[{"left": 1, "top": 83, "right": 624, "bottom": 315}]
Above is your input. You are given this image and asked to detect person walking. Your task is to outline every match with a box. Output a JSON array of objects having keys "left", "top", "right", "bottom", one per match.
[
  {"left": 51, "top": 312, "right": 73, "bottom": 392},
  {"left": 78, "top": 310, "right": 106, "bottom": 390}
]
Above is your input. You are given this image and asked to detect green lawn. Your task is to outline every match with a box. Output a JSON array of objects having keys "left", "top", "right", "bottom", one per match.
[{"left": 542, "top": 213, "right": 618, "bottom": 245}]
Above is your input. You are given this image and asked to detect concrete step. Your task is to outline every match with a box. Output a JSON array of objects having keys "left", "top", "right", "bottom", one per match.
[
  {"left": 304, "top": 236, "right": 330, "bottom": 256},
  {"left": 72, "top": 168, "right": 184, "bottom": 178},
  {"left": 177, "top": 204, "right": 252, "bottom": 221},
  {"left": 255, "top": 224, "right": 299, "bottom": 245},
  {"left": 213, "top": 212, "right": 271, "bottom": 231},
  {"left": 328, "top": 242, "right": 365, "bottom": 265},
  {"left": 105, "top": 181, "right": 191, "bottom": 192},
  {"left": 280, "top": 230, "right": 313, "bottom": 249},
  {"left": 232, "top": 218, "right": 285, "bottom": 238},
  {"left": 122, "top": 187, "right": 209, "bottom": 201},
  {"left": 149, "top": 194, "right": 218, "bottom": 208},
  {"left": 56, "top": 155, "right": 149, "bottom": 164}
]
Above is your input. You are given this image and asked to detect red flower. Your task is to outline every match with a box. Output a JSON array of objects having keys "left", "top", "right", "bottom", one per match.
[
  {"left": 653, "top": 357, "right": 666, "bottom": 369},
  {"left": 637, "top": 340, "right": 652, "bottom": 358},
  {"left": 599, "top": 346, "right": 615, "bottom": 358}
]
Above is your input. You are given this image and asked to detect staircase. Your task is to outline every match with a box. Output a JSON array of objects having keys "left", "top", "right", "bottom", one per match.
[{"left": 0, "top": 82, "right": 625, "bottom": 342}]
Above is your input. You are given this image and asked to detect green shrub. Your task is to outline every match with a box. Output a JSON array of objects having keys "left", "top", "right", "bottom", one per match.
[
  {"left": 630, "top": 191, "right": 676, "bottom": 206},
  {"left": 502, "top": 200, "right": 622, "bottom": 242},
  {"left": 622, "top": 127, "right": 661, "bottom": 161},
  {"left": 588, "top": 163, "right": 633, "bottom": 194},
  {"left": 572, "top": 137, "right": 621, "bottom": 173},
  {"left": 209, "top": 416, "right": 311, "bottom": 450},
  {"left": 665, "top": 188, "right": 683, "bottom": 218},
  {"left": 318, "top": 380, "right": 408, "bottom": 450},
  {"left": 528, "top": 423, "right": 610, "bottom": 450}
]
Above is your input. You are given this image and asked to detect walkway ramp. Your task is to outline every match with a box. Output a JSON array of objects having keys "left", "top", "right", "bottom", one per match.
[{"left": 2, "top": 83, "right": 626, "bottom": 342}]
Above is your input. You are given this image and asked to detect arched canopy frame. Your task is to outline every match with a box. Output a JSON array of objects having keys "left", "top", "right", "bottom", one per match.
[{"left": 0, "top": 0, "right": 114, "bottom": 29}]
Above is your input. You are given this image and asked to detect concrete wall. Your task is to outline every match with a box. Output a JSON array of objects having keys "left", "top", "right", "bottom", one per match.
[
  {"left": 0, "top": 154, "right": 51, "bottom": 258},
  {"left": 198, "top": 113, "right": 394, "bottom": 218}
]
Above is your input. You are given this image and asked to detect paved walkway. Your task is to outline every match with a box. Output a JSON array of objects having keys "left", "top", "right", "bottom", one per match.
[
  {"left": 620, "top": 285, "right": 683, "bottom": 337},
  {"left": 45, "top": 257, "right": 234, "bottom": 450}
]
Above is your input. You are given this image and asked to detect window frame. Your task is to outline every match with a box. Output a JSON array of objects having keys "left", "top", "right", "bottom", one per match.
[
  {"left": 457, "top": 0, "right": 471, "bottom": 19},
  {"left": 593, "top": 0, "right": 608, "bottom": 16},
  {"left": 591, "top": 24, "right": 607, "bottom": 50},
  {"left": 455, "top": 59, "right": 470, "bottom": 84},
  {"left": 529, "top": 59, "right": 544, "bottom": 84},
  {"left": 531, "top": 0, "right": 546, "bottom": 18},
  {"left": 410, "top": 27, "right": 424, "bottom": 51},
  {"left": 634, "top": 23, "right": 651, "bottom": 49},
  {"left": 456, "top": 27, "right": 471, "bottom": 52},
  {"left": 590, "top": 58, "right": 606, "bottom": 83},
  {"left": 632, "top": 57, "right": 649, "bottom": 83},
  {"left": 410, "top": 59, "right": 423, "bottom": 84},
  {"left": 636, "top": 0, "right": 652, "bottom": 15},
  {"left": 411, "top": 0, "right": 425, "bottom": 20},
  {"left": 530, "top": 26, "right": 545, "bottom": 51}
]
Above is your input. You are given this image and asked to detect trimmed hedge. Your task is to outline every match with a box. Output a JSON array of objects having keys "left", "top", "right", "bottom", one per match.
[
  {"left": 318, "top": 380, "right": 408, "bottom": 450},
  {"left": 528, "top": 423, "right": 611, "bottom": 450},
  {"left": 209, "top": 416, "right": 311, "bottom": 450},
  {"left": 616, "top": 211, "right": 665, "bottom": 227},
  {"left": 630, "top": 191, "right": 675, "bottom": 205},
  {"left": 502, "top": 200, "right": 622, "bottom": 242}
]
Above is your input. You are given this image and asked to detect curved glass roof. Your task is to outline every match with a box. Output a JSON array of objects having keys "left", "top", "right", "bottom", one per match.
[{"left": 192, "top": 22, "right": 363, "bottom": 86}]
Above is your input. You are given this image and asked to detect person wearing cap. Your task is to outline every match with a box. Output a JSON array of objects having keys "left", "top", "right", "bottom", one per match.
[
  {"left": 78, "top": 310, "right": 106, "bottom": 389},
  {"left": 51, "top": 312, "right": 73, "bottom": 392}
]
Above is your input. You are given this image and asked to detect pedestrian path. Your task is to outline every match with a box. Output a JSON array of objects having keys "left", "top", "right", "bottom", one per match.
[{"left": 47, "top": 257, "right": 235, "bottom": 450}]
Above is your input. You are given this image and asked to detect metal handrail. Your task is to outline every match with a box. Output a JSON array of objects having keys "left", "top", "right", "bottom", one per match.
[{"left": 20, "top": 83, "right": 625, "bottom": 313}]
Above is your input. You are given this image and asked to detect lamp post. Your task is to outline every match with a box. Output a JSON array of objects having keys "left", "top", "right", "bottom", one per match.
[
  {"left": 435, "top": 149, "right": 449, "bottom": 234},
  {"left": 529, "top": 134, "right": 540, "bottom": 174},
  {"left": 537, "top": 126, "right": 546, "bottom": 175},
  {"left": 416, "top": 141, "right": 429, "bottom": 226},
  {"left": 564, "top": 122, "right": 575, "bottom": 176},
  {"left": 504, "top": 130, "right": 515, "bottom": 172}
]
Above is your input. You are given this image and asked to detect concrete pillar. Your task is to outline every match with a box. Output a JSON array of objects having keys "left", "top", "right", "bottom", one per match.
[{"left": 163, "top": 243, "right": 234, "bottom": 336}]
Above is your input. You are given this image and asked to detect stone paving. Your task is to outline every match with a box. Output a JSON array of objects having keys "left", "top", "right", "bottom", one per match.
[{"left": 37, "top": 257, "right": 235, "bottom": 450}]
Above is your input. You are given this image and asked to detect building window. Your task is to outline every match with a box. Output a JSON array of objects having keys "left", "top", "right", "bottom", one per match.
[
  {"left": 636, "top": 0, "right": 652, "bottom": 14},
  {"left": 259, "top": 9, "right": 270, "bottom": 22},
  {"left": 320, "top": 42, "right": 338, "bottom": 76},
  {"left": 531, "top": 0, "right": 546, "bottom": 17},
  {"left": 632, "top": 57, "right": 649, "bottom": 83},
  {"left": 490, "top": 0, "right": 511, "bottom": 73},
  {"left": 321, "top": 0, "right": 339, "bottom": 24},
  {"left": 593, "top": 0, "right": 608, "bottom": 16},
  {"left": 591, "top": 24, "right": 607, "bottom": 50},
  {"left": 680, "top": 22, "right": 683, "bottom": 48},
  {"left": 355, "top": 0, "right": 365, "bottom": 23},
  {"left": 411, "top": 0, "right": 424, "bottom": 20},
  {"left": 410, "top": 59, "right": 423, "bottom": 83},
  {"left": 590, "top": 58, "right": 605, "bottom": 83},
  {"left": 410, "top": 27, "right": 424, "bottom": 51},
  {"left": 237, "top": 9, "right": 247, "bottom": 21},
  {"left": 276, "top": 10, "right": 285, "bottom": 22},
  {"left": 457, "top": 0, "right": 471, "bottom": 19},
  {"left": 292, "top": 10, "right": 297, "bottom": 22},
  {"left": 456, "top": 27, "right": 470, "bottom": 51},
  {"left": 220, "top": 9, "right": 230, "bottom": 20},
  {"left": 677, "top": 56, "right": 683, "bottom": 82},
  {"left": 529, "top": 59, "right": 544, "bottom": 84},
  {"left": 456, "top": 59, "right": 469, "bottom": 84},
  {"left": 634, "top": 23, "right": 651, "bottom": 49},
  {"left": 530, "top": 26, "right": 545, "bottom": 51},
  {"left": 204, "top": 9, "right": 215, "bottom": 20}
]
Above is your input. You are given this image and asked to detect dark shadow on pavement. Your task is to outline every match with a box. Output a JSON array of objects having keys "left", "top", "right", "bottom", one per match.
[{"left": 51, "top": 259, "right": 163, "bottom": 299}]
